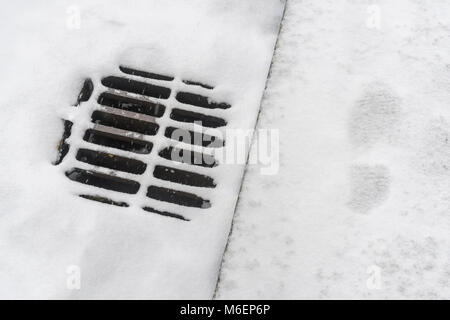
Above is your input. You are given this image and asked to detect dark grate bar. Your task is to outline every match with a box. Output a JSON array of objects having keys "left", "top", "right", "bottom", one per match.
[
  {"left": 170, "top": 108, "right": 227, "bottom": 128},
  {"left": 54, "top": 120, "right": 73, "bottom": 165},
  {"left": 143, "top": 206, "right": 189, "bottom": 221},
  {"left": 159, "top": 147, "right": 218, "bottom": 168},
  {"left": 153, "top": 165, "right": 216, "bottom": 188},
  {"left": 66, "top": 168, "right": 140, "bottom": 194},
  {"left": 79, "top": 194, "right": 129, "bottom": 207},
  {"left": 76, "top": 148, "right": 147, "bottom": 174},
  {"left": 176, "top": 92, "right": 230, "bottom": 110},
  {"left": 101, "top": 76, "right": 171, "bottom": 99},
  {"left": 119, "top": 66, "right": 174, "bottom": 81},
  {"left": 76, "top": 78, "right": 94, "bottom": 105},
  {"left": 83, "top": 129, "right": 153, "bottom": 154},
  {"left": 91, "top": 110, "right": 159, "bottom": 136},
  {"left": 98, "top": 92, "right": 166, "bottom": 117},
  {"left": 164, "top": 126, "right": 224, "bottom": 148},
  {"left": 182, "top": 80, "right": 213, "bottom": 90},
  {"left": 146, "top": 185, "right": 211, "bottom": 208}
]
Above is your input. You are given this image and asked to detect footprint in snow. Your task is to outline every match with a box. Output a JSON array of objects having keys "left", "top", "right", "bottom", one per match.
[
  {"left": 349, "top": 82, "right": 401, "bottom": 150},
  {"left": 348, "top": 165, "right": 391, "bottom": 214},
  {"left": 347, "top": 82, "right": 400, "bottom": 213}
]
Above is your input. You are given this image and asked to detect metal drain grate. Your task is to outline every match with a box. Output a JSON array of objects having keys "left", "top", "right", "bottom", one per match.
[{"left": 55, "top": 66, "right": 230, "bottom": 221}]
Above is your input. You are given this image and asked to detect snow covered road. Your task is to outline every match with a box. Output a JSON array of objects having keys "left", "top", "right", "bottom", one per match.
[{"left": 217, "top": 0, "right": 450, "bottom": 299}]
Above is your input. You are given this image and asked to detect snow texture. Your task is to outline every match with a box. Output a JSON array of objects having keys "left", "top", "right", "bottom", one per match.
[
  {"left": 217, "top": 0, "right": 450, "bottom": 299},
  {"left": 0, "top": 0, "right": 284, "bottom": 298}
]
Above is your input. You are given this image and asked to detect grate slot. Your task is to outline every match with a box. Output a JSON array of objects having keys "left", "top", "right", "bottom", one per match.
[
  {"left": 146, "top": 185, "right": 211, "bottom": 208},
  {"left": 153, "top": 165, "right": 216, "bottom": 188},
  {"left": 170, "top": 108, "right": 227, "bottom": 128},
  {"left": 76, "top": 78, "right": 94, "bottom": 105},
  {"left": 83, "top": 129, "right": 152, "bottom": 154},
  {"left": 98, "top": 92, "right": 165, "bottom": 117},
  {"left": 91, "top": 110, "right": 159, "bottom": 136},
  {"left": 101, "top": 76, "right": 171, "bottom": 99},
  {"left": 176, "top": 92, "right": 230, "bottom": 110},
  {"left": 54, "top": 120, "right": 73, "bottom": 165},
  {"left": 76, "top": 148, "right": 147, "bottom": 174},
  {"left": 182, "top": 80, "right": 213, "bottom": 90},
  {"left": 143, "top": 206, "right": 189, "bottom": 221},
  {"left": 119, "top": 66, "right": 174, "bottom": 81},
  {"left": 79, "top": 194, "right": 129, "bottom": 207},
  {"left": 59, "top": 69, "right": 234, "bottom": 218},
  {"left": 66, "top": 168, "right": 140, "bottom": 194},
  {"left": 164, "top": 126, "right": 224, "bottom": 148},
  {"left": 159, "top": 147, "right": 218, "bottom": 168}
]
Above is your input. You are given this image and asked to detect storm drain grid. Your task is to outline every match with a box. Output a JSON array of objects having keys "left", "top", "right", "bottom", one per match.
[{"left": 55, "top": 66, "right": 231, "bottom": 221}]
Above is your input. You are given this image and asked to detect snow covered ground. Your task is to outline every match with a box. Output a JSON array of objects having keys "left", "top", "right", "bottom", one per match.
[
  {"left": 217, "top": 0, "right": 450, "bottom": 299},
  {"left": 2, "top": 0, "right": 450, "bottom": 300}
]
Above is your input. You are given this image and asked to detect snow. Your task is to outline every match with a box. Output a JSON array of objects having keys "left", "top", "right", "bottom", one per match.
[
  {"left": 216, "top": 0, "right": 450, "bottom": 299},
  {"left": 3, "top": 0, "right": 449, "bottom": 300},
  {"left": 0, "top": 0, "right": 284, "bottom": 298}
]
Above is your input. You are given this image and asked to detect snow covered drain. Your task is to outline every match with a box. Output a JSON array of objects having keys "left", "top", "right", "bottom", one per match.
[{"left": 55, "top": 66, "right": 230, "bottom": 221}]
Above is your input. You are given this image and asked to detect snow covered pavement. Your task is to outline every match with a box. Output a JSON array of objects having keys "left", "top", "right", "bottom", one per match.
[{"left": 216, "top": 0, "right": 450, "bottom": 299}]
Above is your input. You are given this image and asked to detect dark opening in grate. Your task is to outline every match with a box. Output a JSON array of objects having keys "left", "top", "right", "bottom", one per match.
[
  {"left": 143, "top": 206, "right": 189, "bottom": 221},
  {"left": 119, "top": 66, "right": 174, "bottom": 81},
  {"left": 83, "top": 129, "right": 153, "bottom": 154},
  {"left": 98, "top": 92, "right": 166, "bottom": 117},
  {"left": 176, "top": 92, "right": 230, "bottom": 110},
  {"left": 159, "top": 147, "right": 218, "bottom": 168},
  {"left": 91, "top": 110, "right": 159, "bottom": 136},
  {"left": 153, "top": 165, "right": 216, "bottom": 188},
  {"left": 76, "top": 78, "right": 94, "bottom": 105},
  {"left": 182, "top": 80, "right": 213, "bottom": 90},
  {"left": 164, "top": 126, "right": 224, "bottom": 148},
  {"left": 76, "top": 148, "right": 147, "bottom": 175},
  {"left": 102, "top": 76, "right": 171, "bottom": 99},
  {"left": 146, "top": 185, "right": 211, "bottom": 208},
  {"left": 66, "top": 168, "right": 140, "bottom": 194},
  {"left": 170, "top": 108, "right": 227, "bottom": 128},
  {"left": 79, "top": 194, "right": 129, "bottom": 207},
  {"left": 54, "top": 120, "right": 73, "bottom": 165}
]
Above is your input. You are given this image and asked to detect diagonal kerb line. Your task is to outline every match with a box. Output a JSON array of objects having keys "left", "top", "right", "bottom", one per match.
[{"left": 212, "top": 0, "right": 288, "bottom": 299}]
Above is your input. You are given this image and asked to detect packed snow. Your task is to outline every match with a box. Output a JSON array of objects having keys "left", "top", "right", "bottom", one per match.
[{"left": 216, "top": 0, "right": 450, "bottom": 299}]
